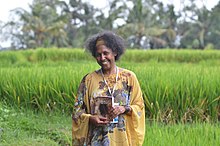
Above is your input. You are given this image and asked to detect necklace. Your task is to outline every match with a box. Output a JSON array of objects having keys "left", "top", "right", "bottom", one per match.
[{"left": 100, "top": 66, "right": 119, "bottom": 97}]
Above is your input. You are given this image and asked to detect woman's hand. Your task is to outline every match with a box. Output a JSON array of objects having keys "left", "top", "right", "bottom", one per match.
[
  {"left": 89, "top": 115, "right": 109, "bottom": 126},
  {"left": 109, "top": 106, "right": 125, "bottom": 118}
]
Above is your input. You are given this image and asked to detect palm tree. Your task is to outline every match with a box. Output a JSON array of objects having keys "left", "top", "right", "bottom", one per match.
[
  {"left": 8, "top": 0, "right": 70, "bottom": 49},
  {"left": 181, "top": 0, "right": 212, "bottom": 49},
  {"left": 117, "top": 0, "right": 177, "bottom": 49}
]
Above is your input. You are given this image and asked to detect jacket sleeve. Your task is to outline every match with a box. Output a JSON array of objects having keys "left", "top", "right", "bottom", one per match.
[
  {"left": 72, "top": 74, "right": 91, "bottom": 146},
  {"left": 126, "top": 73, "right": 145, "bottom": 146}
]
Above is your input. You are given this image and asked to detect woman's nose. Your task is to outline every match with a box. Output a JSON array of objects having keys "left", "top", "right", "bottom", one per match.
[{"left": 100, "top": 54, "right": 105, "bottom": 60}]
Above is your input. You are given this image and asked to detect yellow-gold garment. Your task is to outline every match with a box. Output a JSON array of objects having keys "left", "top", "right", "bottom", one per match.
[{"left": 72, "top": 67, "right": 145, "bottom": 146}]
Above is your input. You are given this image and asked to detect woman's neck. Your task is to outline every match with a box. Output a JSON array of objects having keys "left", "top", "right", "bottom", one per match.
[{"left": 101, "top": 66, "right": 117, "bottom": 76}]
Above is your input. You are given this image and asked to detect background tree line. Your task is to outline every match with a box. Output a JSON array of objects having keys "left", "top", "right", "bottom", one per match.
[{"left": 0, "top": 0, "right": 220, "bottom": 50}]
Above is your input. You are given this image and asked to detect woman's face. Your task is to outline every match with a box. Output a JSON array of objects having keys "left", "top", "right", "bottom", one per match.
[{"left": 95, "top": 45, "right": 116, "bottom": 72}]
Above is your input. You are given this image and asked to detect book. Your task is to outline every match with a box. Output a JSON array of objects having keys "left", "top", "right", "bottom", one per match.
[{"left": 94, "top": 96, "right": 118, "bottom": 123}]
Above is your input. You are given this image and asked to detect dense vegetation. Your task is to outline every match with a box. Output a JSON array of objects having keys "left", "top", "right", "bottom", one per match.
[
  {"left": 0, "top": 48, "right": 220, "bottom": 145},
  {"left": 1, "top": 102, "right": 219, "bottom": 145},
  {"left": 1, "top": 0, "right": 220, "bottom": 50},
  {"left": 0, "top": 48, "right": 219, "bottom": 123}
]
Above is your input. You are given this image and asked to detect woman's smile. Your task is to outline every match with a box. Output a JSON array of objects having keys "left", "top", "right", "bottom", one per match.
[{"left": 95, "top": 45, "right": 116, "bottom": 74}]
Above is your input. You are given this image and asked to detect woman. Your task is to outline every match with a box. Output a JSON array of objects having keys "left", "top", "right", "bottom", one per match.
[{"left": 72, "top": 31, "right": 145, "bottom": 146}]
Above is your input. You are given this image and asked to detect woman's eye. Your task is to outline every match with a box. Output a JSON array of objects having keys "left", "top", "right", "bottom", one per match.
[{"left": 104, "top": 52, "right": 109, "bottom": 55}]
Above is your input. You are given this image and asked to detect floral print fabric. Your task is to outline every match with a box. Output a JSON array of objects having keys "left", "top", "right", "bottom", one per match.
[{"left": 72, "top": 67, "right": 145, "bottom": 146}]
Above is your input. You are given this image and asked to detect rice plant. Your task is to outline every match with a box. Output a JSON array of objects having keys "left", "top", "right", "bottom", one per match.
[{"left": 0, "top": 48, "right": 219, "bottom": 122}]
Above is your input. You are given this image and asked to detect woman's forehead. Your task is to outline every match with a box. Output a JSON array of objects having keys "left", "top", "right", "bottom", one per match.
[{"left": 96, "top": 45, "right": 112, "bottom": 52}]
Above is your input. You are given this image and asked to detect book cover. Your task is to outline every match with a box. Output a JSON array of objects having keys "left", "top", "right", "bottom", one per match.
[{"left": 94, "top": 96, "right": 118, "bottom": 123}]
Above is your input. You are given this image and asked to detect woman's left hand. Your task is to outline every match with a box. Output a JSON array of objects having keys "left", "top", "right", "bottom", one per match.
[{"left": 109, "top": 106, "right": 125, "bottom": 118}]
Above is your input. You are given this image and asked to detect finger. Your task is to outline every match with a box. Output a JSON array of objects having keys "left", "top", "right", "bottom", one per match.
[
  {"left": 97, "top": 120, "right": 109, "bottom": 125},
  {"left": 109, "top": 107, "right": 115, "bottom": 113},
  {"left": 99, "top": 116, "right": 107, "bottom": 120}
]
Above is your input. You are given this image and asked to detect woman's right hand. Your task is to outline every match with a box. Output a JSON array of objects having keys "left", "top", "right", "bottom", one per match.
[{"left": 89, "top": 115, "right": 109, "bottom": 126}]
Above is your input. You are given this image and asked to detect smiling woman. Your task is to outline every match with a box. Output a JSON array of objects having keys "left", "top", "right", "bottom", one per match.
[
  {"left": 86, "top": 31, "right": 125, "bottom": 74},
  {"left": 72, "top": 31, "right": 145, "bottom": 146}
]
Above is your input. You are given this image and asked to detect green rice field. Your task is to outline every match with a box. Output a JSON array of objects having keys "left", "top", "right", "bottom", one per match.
[
  {"left": 0, "top": 102, "right": 219, "bottom": 146},
  {"left": 0, "top": 48, "right": 220, "bottom": 145}
]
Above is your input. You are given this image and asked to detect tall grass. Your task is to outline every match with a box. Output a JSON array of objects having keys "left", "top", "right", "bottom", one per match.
[
  {"left": 0, "top": 63, "right": 98, "bottom": 113},
  {"left": 0, "top": 48, "right": 93, "bottom": 67},
  {"left": 144, "top": 121, "right": 220, "bottom": 146},
  {"left": 0, "top": 48, "right": 219, "bottom": 122},
  {"left": 0, "top": 48, "right": 220, "bottom": 66},
  {"left": 133, "top": 63, "right": 220, "bottom": 123},
  {"left": 1, "top": 103, "right": 219, "bottom": 145},
  {"left": 123, "top": 49, "right": 220, "bottom": 62}
]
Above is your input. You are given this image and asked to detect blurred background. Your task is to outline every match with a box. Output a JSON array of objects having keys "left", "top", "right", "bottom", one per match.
[
  {"left": 1, "top": 1, "right": 220, "bottom": 145},
  {"left": 0, "top": 0, "right": 219, "bottom": 50}
]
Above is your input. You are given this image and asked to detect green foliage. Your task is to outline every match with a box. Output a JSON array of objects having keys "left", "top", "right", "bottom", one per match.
[
  {"left": 143, "top": 121, "right": 220, "bottom": 145},
  {"left": 1, "top": 0, "right": 220, "bottom": 49},
  {"left": 0, "top": 49, "right": 220, "bottom": 123},
  {"left": 1, "top": 48, "right": 220, "bottom": 66},
  {"left": 121, "top": 49, "right": 220, "bottom": 63},
  {"left": 136, "top": 63, "right": 220, "bottom": 123},
  {"left": 0, "top": 66, "right": 91, "bottom": 113},
  {"left": 0, "top": 48, "right": 93, "bottom": 66},
  {"left": 6, "top": 0, "right": 70, "bottom": 49},
  {"left": 0, "top": 103, "right": 71, "bottom": 145},
  {"left": 204, "top": 43, "right": 215, "bottom": 50},
  {"left": 1, "top": 103, "right": 220, "bottom": 145}
]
